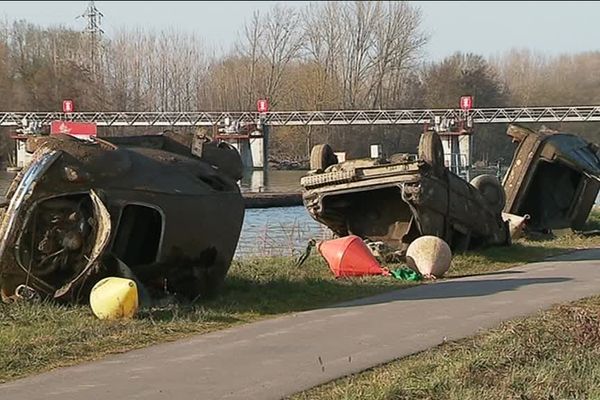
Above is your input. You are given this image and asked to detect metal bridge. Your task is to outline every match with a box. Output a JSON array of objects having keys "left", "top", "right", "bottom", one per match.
[{"left": 1, "top": 105, "right": 600, "bottom": 127}]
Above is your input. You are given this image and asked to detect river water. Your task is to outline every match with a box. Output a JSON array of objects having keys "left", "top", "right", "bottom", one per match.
[
  {"left": 0, "top": 169, "right": 597, "bottom": 259},
  {"left": 237, "top": 169, "right": 333, "bottom": 258},
  {"left": 238, "top": 169, "right": 306, "bottom": 193}
]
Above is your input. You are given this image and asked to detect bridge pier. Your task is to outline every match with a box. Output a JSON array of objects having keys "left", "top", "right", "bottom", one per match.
[
  {"left": 248, "top": 123, "right": 269, "bottom": 170},
  {"left": 228, "top": 136, "right": 266, "bottom": 170},
  {"left": 217, "top": 122, "right": 269, "bottom": 171},
  {"left": 441, "top": 134, "right": 472, "bottom": 180}
]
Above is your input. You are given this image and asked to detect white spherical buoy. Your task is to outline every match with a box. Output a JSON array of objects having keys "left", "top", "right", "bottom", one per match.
[{"left": 406, "top": 236, "right": 452, "bottom": 279}]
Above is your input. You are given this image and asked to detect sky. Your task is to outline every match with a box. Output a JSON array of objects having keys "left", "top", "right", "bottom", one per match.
[{"left": 0, "top": 1, "right": 599, "bottom": 60}]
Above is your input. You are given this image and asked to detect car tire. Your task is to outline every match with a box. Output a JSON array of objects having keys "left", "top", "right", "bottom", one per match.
[
  {"left": 470, "top": 174, "right": 506, "bottom": 214},
  {"left": 310, "top": 144, "right": 338, "bottom": 171},
  {"left": 418, "top": 131, "right": 445, "bottom": 175}
]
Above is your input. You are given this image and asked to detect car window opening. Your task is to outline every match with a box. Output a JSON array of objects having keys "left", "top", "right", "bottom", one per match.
[{"left": 113, "top": 205, "right": 162, "bottom": 267}]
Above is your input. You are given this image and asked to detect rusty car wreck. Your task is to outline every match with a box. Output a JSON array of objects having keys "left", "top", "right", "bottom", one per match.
[
  {"left": 300, "top": 131, "right": 511, "bottom": 254},
  {"left": 302, "top": 124, "right": 600, "bottom": 253},
  {"left": 502, "top": 124, "right": 600, "bottom": 233},
  {"left": 0, "top": 132, "right": 245, "bottom": 303}
]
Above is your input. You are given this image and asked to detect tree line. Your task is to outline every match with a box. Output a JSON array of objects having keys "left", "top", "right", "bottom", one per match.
[{"left": 0, "top": 1, "right": 598, "bottom": 163}]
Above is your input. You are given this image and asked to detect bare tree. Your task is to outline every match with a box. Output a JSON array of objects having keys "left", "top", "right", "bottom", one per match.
[
  {"left": 262, "top": 5, "right": 304, "bottom": 107},
  {"left": 368, "top": 1, "right": 427, "bottom": 108},
  {"left": 235, "top": 4, "right": 303, "bottom": 108},
  {"left": 238, "top": 11, "right": 263, "bottom": 109},
  {"left": 301, "top": 1, "right": 427, "bottom": 109},
  {"left": 300, "top": 1, "right": 343, "bottom": 109},
  {"left": 492, "top": 49, "right": 548, "bottom": 106}
]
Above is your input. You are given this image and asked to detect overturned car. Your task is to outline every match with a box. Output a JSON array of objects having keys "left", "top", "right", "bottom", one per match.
[
  {"left": 300, "top": 132, "right": 510, "bottom": 254},
  {"left": 503, "top": 124, "right": 600, "bottom": 233},
  {"left": 0, "top": 132, "right": 244, "bottom": 303}
]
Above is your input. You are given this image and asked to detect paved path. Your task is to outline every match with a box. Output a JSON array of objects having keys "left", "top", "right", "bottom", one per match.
[{"left": 2, "top": 249, "right": 600, "bottom": 400}]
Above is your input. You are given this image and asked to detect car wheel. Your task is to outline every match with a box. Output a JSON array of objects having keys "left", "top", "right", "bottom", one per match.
[
  {"left": 310, "top": 144, "right": 338, "bottom": 171},
  {"left": 418, "top": 131, "right": 445, "bottom": 175},
  {"left": 470, "top": 174, "right": 506, "bottom": 214}
]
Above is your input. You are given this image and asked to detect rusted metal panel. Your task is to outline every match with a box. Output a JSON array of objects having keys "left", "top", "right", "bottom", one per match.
[
  {"left": 301, "top": 132, "right": 510, "bottom": 253},
  {"left": 502, "top": 125, "right": 600, "bottom": 232}
]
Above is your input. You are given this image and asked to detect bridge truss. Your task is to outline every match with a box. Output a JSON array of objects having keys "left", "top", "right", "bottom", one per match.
[{"left": 1, "top": 106, "right": 600, "bottom": 127}]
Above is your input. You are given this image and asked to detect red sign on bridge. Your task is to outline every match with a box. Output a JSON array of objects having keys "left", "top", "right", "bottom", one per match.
[
  {"left": 460, "top": 95, "right": 473, "bottom": 110},
  {"left": 50, "top": 121, "right": 97, "bottom": 138},
  {"left": 257, "top": 99, "right": 269, "bottom": 113},
  {"left": 63, "top": 99, "right": 74, "bottom": 113}
]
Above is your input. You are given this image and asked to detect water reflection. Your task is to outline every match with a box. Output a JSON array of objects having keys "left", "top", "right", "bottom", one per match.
[{"left": 239, "top": 169, "right": 306, "bottom": 193}]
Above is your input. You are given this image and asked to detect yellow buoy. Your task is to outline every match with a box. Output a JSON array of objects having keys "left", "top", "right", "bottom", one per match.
[{"left": 90, "top": 277, "right": 139, "bottom": 320}]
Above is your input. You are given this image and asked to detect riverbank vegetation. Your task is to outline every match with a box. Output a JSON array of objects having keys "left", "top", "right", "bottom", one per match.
[
  {"left": 1, "top": 219, "right": 599, "bottom": 383},
  {"left": 0, "top": 2, "right": 599, "bottom": 162}
]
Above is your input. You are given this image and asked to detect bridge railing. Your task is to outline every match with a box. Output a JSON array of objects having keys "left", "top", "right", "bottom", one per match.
[{"left": 1, "top": 106, "right": 600, "bottom": 127}]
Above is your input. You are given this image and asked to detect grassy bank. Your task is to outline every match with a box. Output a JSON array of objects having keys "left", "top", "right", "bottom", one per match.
[
  {"left": 294, "top": 295, "right": 600, "bottom": 400},
  {"left": 1, "top": 217, "right": 599, "bottom": 383},
  {"left": 293, "top": 209, "right": 600, "bottom": 400}
]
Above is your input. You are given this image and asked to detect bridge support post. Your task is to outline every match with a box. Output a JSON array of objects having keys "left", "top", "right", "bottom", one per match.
[
  {"left": 249, "top": 119, "right": 269, "bottom": 171},
  {"left": 440, "top": 133, "right": 471, "bottom": 180},
  {"left": 262, "top": 124, "right": 269, "bottom": 172},
  {"left": 461, "top": 134, "right": 472, "bottom": 181},
  {"left": 218, "top": 118, "right": 269, "bottom": 170},
  {"left": 241, "top": 125, "right": 269, "bottom": 170},
  {"left": 231, "top": 139, "right": 254, "bottom": 169}
]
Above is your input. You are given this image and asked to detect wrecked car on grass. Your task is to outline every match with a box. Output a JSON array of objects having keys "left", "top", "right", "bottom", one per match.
[
  {"left": 503, "top": 124, "right": 600, "bottom": 233},
  {"left": 300, "top": 131, "right": 511, "bottom": 254},
  {"left": 0, "top": 132, "right": 244, "bottom": 303}
]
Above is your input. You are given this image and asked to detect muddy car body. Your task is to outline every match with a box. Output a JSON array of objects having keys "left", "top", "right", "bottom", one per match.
[
  {"left": 503, "top": 125, "right": 600, "bottom": 232},
  {"left": 301, "top": 132, "right": 510, "bottom": 253},
  {"left": 0, "top": 133, "right": 244, "bottom": 303}
]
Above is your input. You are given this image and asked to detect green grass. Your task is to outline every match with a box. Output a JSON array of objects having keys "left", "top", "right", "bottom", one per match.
[
  {"left": 293, "top": 295, "right": 600, "bottom": 400},
  {"left": 1, "top": 211, "right": 599, "bottom": 384},
  {"left": 448, "top": 234, "right": 597, "bottom": 277},
  {"left": 0, "top": 256, "right": 415, "bottom": 383}
]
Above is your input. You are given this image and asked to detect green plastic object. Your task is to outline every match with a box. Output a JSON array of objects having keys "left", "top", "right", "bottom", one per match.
[{"left": 389, "top": 266, "right": 423, "bottom": 281}]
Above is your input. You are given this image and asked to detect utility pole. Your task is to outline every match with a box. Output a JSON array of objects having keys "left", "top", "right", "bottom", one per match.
[{"left": 78, "top": 1, "right": 104, "bottom": 74}]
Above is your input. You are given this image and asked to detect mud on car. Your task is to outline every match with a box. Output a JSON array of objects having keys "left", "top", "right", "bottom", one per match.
[
  {"left": 502, "top": 124, "right": 600, "bottom": 233},
  {"left": 0, "top": 132, "right": 245, "bottom": 303},
  {"left": 300, "top": 131, "right": 510, "bottom": 254}
]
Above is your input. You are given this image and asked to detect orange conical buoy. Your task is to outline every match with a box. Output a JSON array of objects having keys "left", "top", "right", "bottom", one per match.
[{"left": 317, "top": 235, "right": 387, "bottom": 277}]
